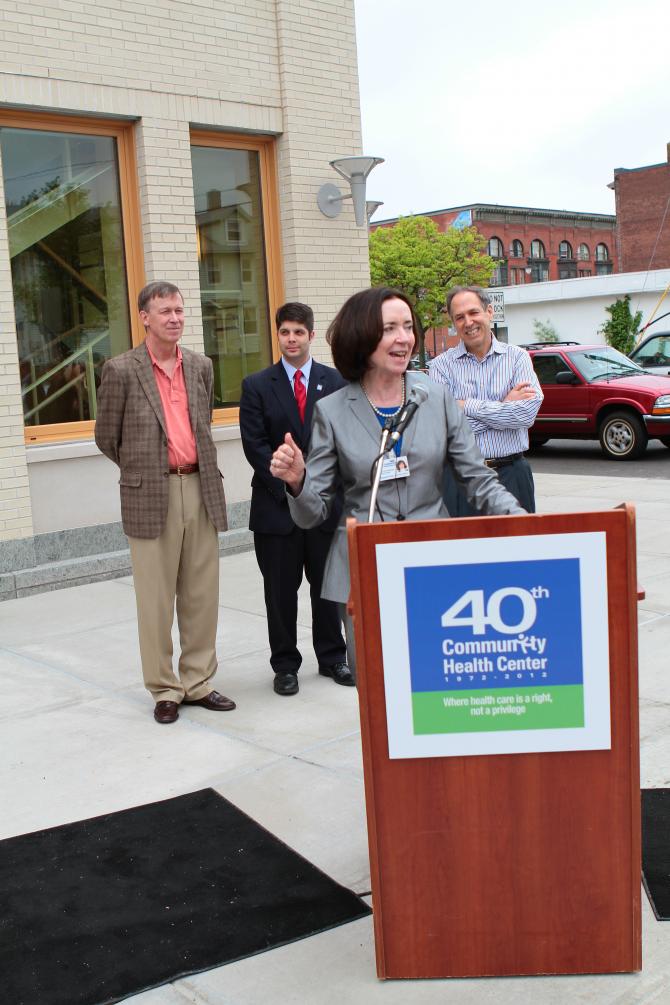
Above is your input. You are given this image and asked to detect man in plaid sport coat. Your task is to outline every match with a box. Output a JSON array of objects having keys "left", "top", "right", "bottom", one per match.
[{"left": 95, "top": 281, "right": 236, "bottom": 725}]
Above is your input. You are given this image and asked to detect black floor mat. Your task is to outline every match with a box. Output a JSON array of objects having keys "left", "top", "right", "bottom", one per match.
[
  {"left": 0, "top": 788, "right": 371, "bottom": 1004},
  {"left": 642, "top": 787, "right": 670, "bottom": 920}
]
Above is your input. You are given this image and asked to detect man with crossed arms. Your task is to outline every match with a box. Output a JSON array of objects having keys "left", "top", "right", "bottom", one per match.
[
  {"left": 429, "top": 285, "right": 543, "bottom": 514},
  {"left": 95, "top": 281, "right": 236, "bottom": 724}
]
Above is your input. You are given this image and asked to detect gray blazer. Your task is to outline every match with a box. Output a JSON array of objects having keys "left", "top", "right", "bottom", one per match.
[{"left": 287, "top": 372, "right": 525, "bottom": 602}]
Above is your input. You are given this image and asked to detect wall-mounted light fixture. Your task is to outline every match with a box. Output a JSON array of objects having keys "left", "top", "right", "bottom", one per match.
[
  {"left": 317, "top": 155, "right": 384, "bottom": 227},
  {"left": 365, "top": 200, "right": 384, "bottom": 224}
]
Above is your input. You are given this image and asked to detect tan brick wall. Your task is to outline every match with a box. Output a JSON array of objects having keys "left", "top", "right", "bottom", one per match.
[
  {"left": 0, "top": 1, "right": 282, "bottom": 107},
  {"left": 0, "top": 0, "right": 370, "bottom": 542},
  {"left": 275, "top": 0, "right": 371, "bottom": 359},
  {"left": 134, "top": 118, "right": 205, "bottom": 350}
]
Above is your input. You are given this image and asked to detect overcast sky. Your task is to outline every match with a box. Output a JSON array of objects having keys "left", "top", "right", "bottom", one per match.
[{"left": 354, "top": 0, "right": 670, "bottom": 221}]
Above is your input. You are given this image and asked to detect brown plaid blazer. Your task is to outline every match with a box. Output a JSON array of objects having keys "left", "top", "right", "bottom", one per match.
[{"left": 95, "top": 342, "right": 227, "bottom": 539}]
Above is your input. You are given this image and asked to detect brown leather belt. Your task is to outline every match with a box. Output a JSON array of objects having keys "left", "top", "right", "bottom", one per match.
[
  {"left": 484, "top": 453, "right": 523, "bottom": 469},
  {"left": 169, "top": 463, "right": 199, "bottom": 475}
]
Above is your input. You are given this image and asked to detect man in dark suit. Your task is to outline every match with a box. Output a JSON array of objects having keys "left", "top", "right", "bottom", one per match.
[
  {"left": 239, "top": 302, "right": 352, "bottom": 695},
  {"left": 95, "top": 281, "right": 236, "bottom": 724}
]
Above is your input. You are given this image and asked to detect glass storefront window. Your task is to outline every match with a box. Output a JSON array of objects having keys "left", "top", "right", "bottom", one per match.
[
  {"left": 1, "top": 127, "right": 132, "bottom": 428},
  {"left": 191, "top": 145, "right": 272, "bottom": 407}
]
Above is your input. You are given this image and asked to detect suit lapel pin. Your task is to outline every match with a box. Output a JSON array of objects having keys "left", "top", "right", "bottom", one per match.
[{"left": 316, "top": 384, "right": 323, "bottom": 391}]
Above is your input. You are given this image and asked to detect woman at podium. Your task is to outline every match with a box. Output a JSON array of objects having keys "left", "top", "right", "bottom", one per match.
[{"left": 270, "top": 286, "right": 524, "bottom": 676}]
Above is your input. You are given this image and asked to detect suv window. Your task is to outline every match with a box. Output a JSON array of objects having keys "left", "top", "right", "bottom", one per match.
[
  {"left": 532, "top": 354, "right": 572, "bottom": 384},
  {"left": 634, "top": 335, "right": 670, "bottom": 366},
  {"left": 570, "top": 348, "right": 642, "bottom": 380}
]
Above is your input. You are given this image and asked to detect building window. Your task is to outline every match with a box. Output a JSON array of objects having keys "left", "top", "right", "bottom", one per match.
[
  {"left": 558, "top": 241, "right": 573, "bottom": 259},
  {"left": 528, "top": 262, "right": 549, "bottom": 282},
  {"left": 1, "top": 115, "right": 142, "bottom": 441},
  {"left": 578, "top": 269, "right": 592, "bottom": 278},
  {"left": 530, "top": 239, "right": 546, "bottom": 259},
  {"left": 240, "top": 254, "right": 254, "bottom": 285},
  {"left": 191, "top": 133, "right": 281, "bottom": 413},
  {"left": 595, "top": 243, "right": 612, "bottom": 275},
  {"left": 225, "top": 214, "right": 241, "bottom": 244},
  {"left": 578, "top": 243, "right": 590, "bottom": 260},
  {"left": 510, "top": 267, "right": 526, "bottom": 285},
  {"left": 490, "top": 262, "right": 508, "bottom": 286},
  {"left": 205, "top": 255, "right": 221, "bottom": 286},
  {"left": 243, "top": 306, "right": 259, "bottom": 351},
  {"left": 510, "top": 239, "right": 524, "bottom": 258},
  {"left": 559, "top": 263, "right": 578, "bottom": 279},
  {"left": 487, "top": 236, "right": 504, "bottom": 258}
]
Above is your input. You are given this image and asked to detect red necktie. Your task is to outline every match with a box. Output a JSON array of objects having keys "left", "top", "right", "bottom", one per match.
[{"left": 294, "top": 369, "right": 306, "bottom": 423}]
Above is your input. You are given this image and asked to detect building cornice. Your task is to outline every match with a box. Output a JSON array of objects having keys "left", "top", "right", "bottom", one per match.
[{"left": 374, "top": 202, "right": 616, "bottom": 228}]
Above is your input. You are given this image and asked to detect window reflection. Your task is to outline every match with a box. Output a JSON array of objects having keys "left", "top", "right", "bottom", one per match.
[
  {"left": 191, "top": 146, "right": 272, "bottom": 407},
  {"left": 1, "top": 127, "right": 131, "bottom": 427}
]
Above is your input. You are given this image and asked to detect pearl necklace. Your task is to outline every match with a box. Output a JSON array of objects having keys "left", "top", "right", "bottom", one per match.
[{"left": 362, "top": 374, "right": 406, "bottom": 418}]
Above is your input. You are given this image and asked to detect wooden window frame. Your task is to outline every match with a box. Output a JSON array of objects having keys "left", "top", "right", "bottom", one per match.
[
  {"left": 0, "top": 109, "right": 145, "bottom": 445},
  {"left": 190, "top": 129, "right": 283, "bottom": 427}
]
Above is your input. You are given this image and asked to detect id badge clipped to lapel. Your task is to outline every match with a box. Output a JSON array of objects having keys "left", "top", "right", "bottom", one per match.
[{"left": 380, "top": 454, "right": 410, "bottom": 481}]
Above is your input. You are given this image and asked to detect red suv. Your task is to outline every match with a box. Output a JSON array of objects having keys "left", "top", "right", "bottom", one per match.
[{"left": 525, "top": 342, "right": 670, "bottom": 459}]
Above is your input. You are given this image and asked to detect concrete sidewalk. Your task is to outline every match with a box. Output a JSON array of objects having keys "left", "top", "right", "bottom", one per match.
[{"left": 1, "top": 469, "right": 669, "bottom": 1004}]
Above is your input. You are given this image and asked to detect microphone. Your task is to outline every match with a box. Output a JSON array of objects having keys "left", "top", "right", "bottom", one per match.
[{"left": 389, "top": 384, "right": 429, "bottom": 443}]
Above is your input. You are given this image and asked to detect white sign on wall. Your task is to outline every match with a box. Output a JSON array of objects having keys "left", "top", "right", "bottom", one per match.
[{"left": 488, "top": 290, "right": 505, "bottom": 322}]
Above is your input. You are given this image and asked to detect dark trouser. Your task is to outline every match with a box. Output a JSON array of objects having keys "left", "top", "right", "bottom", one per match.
[
  {"left": 444, "top": 455, "right": 536, "bottom": 515},
  {"left": 254, "top": 527, "right": 346, "bottom": 675},
  {"left": 339, "top": 602, "right": 357, "bottom": 685}
]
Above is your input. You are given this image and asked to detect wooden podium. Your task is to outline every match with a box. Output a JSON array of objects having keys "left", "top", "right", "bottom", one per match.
[{"left": 347, "top": 507, "right": 641, "bottom": 979}]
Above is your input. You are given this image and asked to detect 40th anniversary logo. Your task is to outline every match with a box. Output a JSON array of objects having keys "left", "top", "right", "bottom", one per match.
[{"left": 375, "top": 533, "right": 611, "bottom": 759}]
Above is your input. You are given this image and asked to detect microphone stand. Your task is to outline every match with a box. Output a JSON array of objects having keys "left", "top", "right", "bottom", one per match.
[{"left": 367, "top": 418, "right": 395, "bottom": 523}]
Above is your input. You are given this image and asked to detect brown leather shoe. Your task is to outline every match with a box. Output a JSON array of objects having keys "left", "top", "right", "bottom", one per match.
[
  {"left": 154, "top": 700, "right": 179, "bottom": 724},
  {"left": 182, "top": 690, "right": 236, "bottom": 711}
]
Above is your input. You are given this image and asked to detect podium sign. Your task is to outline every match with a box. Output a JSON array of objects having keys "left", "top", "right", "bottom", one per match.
[
  {"left": 348, "top": 508, "right": 641, "bottom": 979},
  {"left": 376, "top": 532, "right": 610, "bottom": 759}
]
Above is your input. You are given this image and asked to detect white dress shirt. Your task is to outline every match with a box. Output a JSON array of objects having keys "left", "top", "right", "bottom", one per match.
[{"left": 281, "top": 355, "right": 312, "bottom": 392}]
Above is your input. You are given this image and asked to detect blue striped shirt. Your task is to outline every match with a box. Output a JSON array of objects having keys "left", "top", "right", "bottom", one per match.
[{"left": 428, "top": 338, "right": 543, "bottom": 458}]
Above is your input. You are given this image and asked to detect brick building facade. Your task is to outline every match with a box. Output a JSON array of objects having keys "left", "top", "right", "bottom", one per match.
[
  {"left": 611, "top": 145, "right": 670, "bottom": 272},
  {"left": 372, "top": 203, "right": 618, "bottom": 287},
  {"left": 0, "top": 0, "right": 371, "bottom": 594}
]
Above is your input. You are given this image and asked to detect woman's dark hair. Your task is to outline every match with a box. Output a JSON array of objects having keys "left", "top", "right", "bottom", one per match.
[{"left": 326, "top": 286, "right": 417, "bottom": 381}]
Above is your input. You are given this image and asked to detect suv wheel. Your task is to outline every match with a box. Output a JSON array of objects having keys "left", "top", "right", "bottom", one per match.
[
  {"left": 598, "top": 411, "right": 648, "bottom": 460},
  {"left": 660, "top": 436, "right": 670, "bottom": 449}
]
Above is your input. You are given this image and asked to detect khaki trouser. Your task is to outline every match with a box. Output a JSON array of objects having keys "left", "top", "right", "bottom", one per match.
[{"left": 128, "top": 473, "right": 219, "bottom": 702}]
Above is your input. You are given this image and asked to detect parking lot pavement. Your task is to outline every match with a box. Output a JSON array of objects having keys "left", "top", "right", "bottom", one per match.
[
  {"left": 1, "top": 468, "right": 669, "bottom": 1003},
  {"left": 529, "top": 438, "right": 670, "bottom": 478}
]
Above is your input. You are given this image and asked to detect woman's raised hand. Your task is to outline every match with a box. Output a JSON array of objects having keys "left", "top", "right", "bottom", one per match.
[{"left": 270, "top": 432, "right": 305, "bottom": 491}]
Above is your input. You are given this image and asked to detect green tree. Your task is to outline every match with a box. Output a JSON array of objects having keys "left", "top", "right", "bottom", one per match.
[
  {"left": 600, "top": 295, "right": 642, "bottom": 355},
  {"left": 532, "top": 318, "right": 559, "bottom": 343},
  {"left": 369, "top": 216, "right": 494, "bottom": 333}
]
